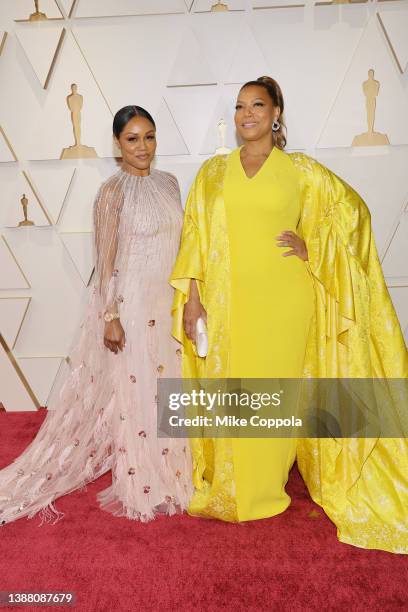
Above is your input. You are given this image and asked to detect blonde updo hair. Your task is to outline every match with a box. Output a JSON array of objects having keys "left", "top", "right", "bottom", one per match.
[{"left": 241, "top": 76, "right": 287, "bottom": 150}]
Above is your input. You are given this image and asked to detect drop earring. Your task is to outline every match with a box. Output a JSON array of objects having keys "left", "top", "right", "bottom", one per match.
[{"left": 272, "top": 120, "right": 280, "bottom": 132}]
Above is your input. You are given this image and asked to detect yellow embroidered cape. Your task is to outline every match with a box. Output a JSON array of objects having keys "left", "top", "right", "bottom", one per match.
[{"left": 169, "top": 152, "right": 408, "bottom": 553}]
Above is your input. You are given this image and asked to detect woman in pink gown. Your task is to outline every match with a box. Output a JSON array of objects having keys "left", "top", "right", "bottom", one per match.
[{"left": 0, "top": 106, "right": 193, "bottom": 526}]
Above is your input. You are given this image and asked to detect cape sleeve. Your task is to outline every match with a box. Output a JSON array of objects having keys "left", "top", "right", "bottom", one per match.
[
  {"left": 169, "top": 164, "right": 207, "bottom": 350},
  {"left": 305, "top": 160, "right": 371, "bottom": 346},
  {"left": 299, "top": 155, "right": 407, "bottom": 375},
  {"left": 93, "top": 179, "right": 124, "bottom": 315}
]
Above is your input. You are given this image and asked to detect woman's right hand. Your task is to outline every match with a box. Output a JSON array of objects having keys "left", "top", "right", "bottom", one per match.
[
  {"left": 183, "top": 298, "right": 207, "bottom": 343},
  {"left": 104, "top": 319, "right": 126, "bottom": 354}
]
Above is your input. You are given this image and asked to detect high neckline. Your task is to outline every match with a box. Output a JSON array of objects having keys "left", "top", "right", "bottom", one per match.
[{"left": 119, "top": 166, "right": 153, "bottom": 179}]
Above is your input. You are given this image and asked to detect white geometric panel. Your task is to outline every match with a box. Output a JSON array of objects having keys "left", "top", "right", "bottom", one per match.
[
  {"left": 199, "top": 89, "right": 240, "bottom": 153},
  {"left": 190, "top": 13, "right": 244, "bottom": 83},
  {"left": 71, "top": 20, "right": 182, "bottom": 120},
  {"left": 0, "top": 32, "right": 113, "bottom": 160},
  {"left": 0, "top": 31, "right": 7, "bottom": 55},
  {"left": 253, "top": 8, "right": 367, "bottom": 149},
  {"left": 155, "top": 99, "right": 189, "bottom": 156},
  {"left": 0, "top": 338, "right": 38, "bottom": 411},
  {"left": 4, "top": 227, "right": 87, "bottom": 356},
  {"left": 0, "top": 126, "right": 17, "bottom": 162},
  {"left": 382, "top": 212, "right": 408, "bottom": 279},
  {"left": 193, "top": 0, "right": 246, "bottom": 11},
  {"left": 4, "top": 172, "right": 51, "bottom": 228},
  {"left": 75, "top": 0, "right": 186, "bottom": 17},
  {"left": 314, "top": 149, "right": 408, "bottom": 259},
  {"left": 252, "top": 0, "right": 305, "bottom": 8},
  {"left": 58, "top": 0, "right": 77, "bottom": 17},
  {"left": 225, "top": 25, "right": 270, "bottom": 84},
  {"left": 165, "top": 88, "right": 219, "bottom": 156},
  {"left": 315, "top": 0, "right": 368, "bottom": 5},
  {"left": 0, "top": 235, "right": 30, "bottom": 289},
  {"left": 0, "top": 297, "right": 31, "bottom": 349},
  {"left": 377, "top": 10, "right": 408, "bottom": 74},
  {"left": 388, "top": 287, "right": 408, "bottom": 339},
  {"left": 17, "top": 357, "right": 63, "bottom": 407},
  {"left": 318, "top": 16, "right": 408, "bottom": 148},
  {"left": 14, "top": 0, "right": 63, "bottom": 21},
  {"left": 58, "top": 165, "right": 105, "bottom": 232},
  {"left": 60, "top": 232, "right": 94, "bottom": 286},
  {"left": 167, "top": 29, "right": 217, "bottom": 87},
  {"left": 15, "top": 25, "right": 65, "bottom": 89},
  {"left": 28, "top": 165, "right": 76, "bottom": 224}
]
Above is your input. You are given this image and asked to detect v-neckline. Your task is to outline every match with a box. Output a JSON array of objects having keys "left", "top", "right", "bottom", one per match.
[{"left": 238, "top": 145, "right": 277, "bottom": 180}]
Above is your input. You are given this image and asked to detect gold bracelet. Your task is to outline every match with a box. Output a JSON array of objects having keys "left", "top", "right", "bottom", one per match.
[{"left": 103, "top": 311, "right": 120, "bottom": 322}]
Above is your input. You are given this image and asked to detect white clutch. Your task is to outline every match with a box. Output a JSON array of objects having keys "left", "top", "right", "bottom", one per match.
[{"left": 195, "top": 317, "right": 208, "bottom": 358}]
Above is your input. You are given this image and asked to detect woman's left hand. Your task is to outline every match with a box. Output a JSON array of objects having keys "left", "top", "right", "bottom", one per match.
[{"left": 276, "top": 231, "right": 308, "bottom": 261}]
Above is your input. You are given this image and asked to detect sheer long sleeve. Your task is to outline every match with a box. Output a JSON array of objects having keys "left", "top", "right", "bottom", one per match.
[{"left": 93, "top": 178, "right": 124, "bottom": 315}]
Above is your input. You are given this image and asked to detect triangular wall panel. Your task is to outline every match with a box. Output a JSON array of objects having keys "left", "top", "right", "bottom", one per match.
[
  {"left": 252, "top": 0, "right": 305, "bottom": 7},
  {"left": 18, "top": 356, "right": 64, "bottom": 407},
  {"left": 155, "top": 99, "right": 189, "bottom": 156},
  {"left": 0, "top": 126, "right": 17, "bottom": 162},
  {"left": 58, "top": 0, "right": 78, "bottom": 17},
  {"left": 377, "top": 10, "right": 408, "bottom": 73},
  {"left": 318, "top": 16, "right": 408, "bottom": 148},
  {"left": 60, "top": 232, "right": 94, "bottom": 286},
  {"left": 225, "top": 26, "right": 270, "bottom": 83},
  {"left": 15, "top": 25, "right": 65, "bottom": 89},
  {"left": 0, "top": 31, "right": 7, "bottom": 55},
  {"left": 167, "top": 29, "right": 217, "bottom": 87},
  {"left": 75, "top": 0, "right": 186, "bottom": 17},
  {"left": 0, "top": 337, "right": 38, "bottom": 411},
  {"left": 165, "top": 88, "right": 220, "bottom": 156},
  {"left": 28, "top": 165, "right": 76, "bottom": 224},
  {"left": 0, "top": 298, "right": 31, "bottom": 349},
  {"left": 382, "top": 212, "right": 408, "bottom": 279},
  {"left": 0, "top": 235, "right": 31, "bottom": 289}
]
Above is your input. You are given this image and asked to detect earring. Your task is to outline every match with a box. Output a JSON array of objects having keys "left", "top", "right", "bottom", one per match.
[{"left": 272, "top": 120, "right": 280, "bottom": 132}]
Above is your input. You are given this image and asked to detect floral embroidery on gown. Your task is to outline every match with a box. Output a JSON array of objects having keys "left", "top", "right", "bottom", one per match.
[{"left": 0, "top": 167, "right": 193, "bottom": 526}]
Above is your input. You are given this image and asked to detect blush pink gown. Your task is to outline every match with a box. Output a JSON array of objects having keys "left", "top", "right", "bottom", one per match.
[{"left": 0, "top": 167, "right": 193, "bottom": 526}]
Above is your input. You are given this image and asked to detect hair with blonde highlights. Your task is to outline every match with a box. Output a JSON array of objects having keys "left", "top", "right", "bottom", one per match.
[{"left": 241, "top": 76, "right": 287, "bottom": 150}]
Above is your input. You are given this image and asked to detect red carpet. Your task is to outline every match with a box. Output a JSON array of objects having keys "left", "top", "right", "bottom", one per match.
[{"left": 0, "top": 411, "right": 407, "bottom": 612}]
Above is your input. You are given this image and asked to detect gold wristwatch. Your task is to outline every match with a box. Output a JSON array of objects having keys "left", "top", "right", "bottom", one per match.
[{"left": 104, "top": 311, "right": 120, "bottom": 322}]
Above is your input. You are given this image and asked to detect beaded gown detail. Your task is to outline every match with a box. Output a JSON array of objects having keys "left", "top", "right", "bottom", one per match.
[{"left": 0, "top": 168, "right": 193, "bottom": 526}]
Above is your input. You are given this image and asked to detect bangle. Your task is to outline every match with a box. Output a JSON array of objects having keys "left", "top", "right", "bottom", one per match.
[{"left": 104, "top": 311, "right": 120, "bottom": 322}]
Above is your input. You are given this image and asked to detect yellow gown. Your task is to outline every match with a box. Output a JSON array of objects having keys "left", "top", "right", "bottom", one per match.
[
  {"left": 221, "top": 146, "right": 314, "bottom": 520},
  {"left": 169, "top": 148, "right": 408, "bottom": 552}
]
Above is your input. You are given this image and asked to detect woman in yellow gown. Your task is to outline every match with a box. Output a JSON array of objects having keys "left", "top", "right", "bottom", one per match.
[{"left": 169, "top": 76, "right": 408, "bottom": 552}]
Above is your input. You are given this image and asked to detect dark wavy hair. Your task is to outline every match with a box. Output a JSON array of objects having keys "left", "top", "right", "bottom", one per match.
[{"left": 113, "top": 105, "right": 156, "bottom": 138}]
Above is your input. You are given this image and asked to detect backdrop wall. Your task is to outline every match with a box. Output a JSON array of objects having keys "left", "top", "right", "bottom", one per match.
[{"left": 1, "top": 0, "right": 407, "bottom": 410}]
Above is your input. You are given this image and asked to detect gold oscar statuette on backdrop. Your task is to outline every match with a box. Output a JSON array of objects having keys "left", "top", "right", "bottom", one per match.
[
  {"left": 215, "top": 118, "right": 231, "bottom": 154},
  {"left": 29, "top": 0, "right": 48, "bottom": 21},
  {"left": 352, "top": 69, "right": 390, "bottom": 147},
  {"left": 18, "top": 194, "right": 35, "bottom": 227},
  {"left": 211, "top": 1, "right": 229, "bottom": 11},
  {"left": 61, "top": 84, "right": 98, "bottom": 159}
]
